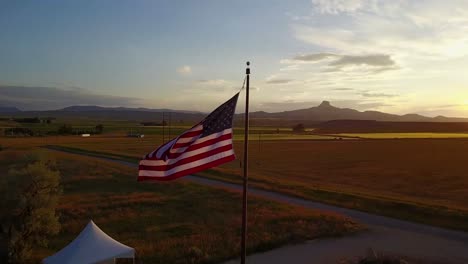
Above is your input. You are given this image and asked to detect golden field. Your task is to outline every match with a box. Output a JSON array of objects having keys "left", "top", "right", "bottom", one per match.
[
  {"left": 4, "top": 134, "right": 467, "bottom": 230},
  {"left": 0, "top": 147, "right": 361, "bottom": 263}
]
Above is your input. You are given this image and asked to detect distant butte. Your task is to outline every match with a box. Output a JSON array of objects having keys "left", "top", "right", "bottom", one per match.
[{"left": 318, "top": 101, "right": 332, "bottom": 108}]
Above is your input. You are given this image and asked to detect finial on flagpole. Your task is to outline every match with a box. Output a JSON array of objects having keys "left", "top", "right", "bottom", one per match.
[{"left": 241, "top": 60, "right": 250, "bottom": 264}]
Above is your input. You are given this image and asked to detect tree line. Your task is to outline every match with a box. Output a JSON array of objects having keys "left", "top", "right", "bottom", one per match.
[{"left": 4, "top": 124, "right": 104, "bottom": 136}]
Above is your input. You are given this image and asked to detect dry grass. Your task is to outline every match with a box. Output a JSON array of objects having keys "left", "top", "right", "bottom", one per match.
[
  {"left": 39, "top": 136, "right": 468, "bottom": 211},
  {"left": 6, "top": 135, "right": 468, "bottom": 229},
  {"left": 341, "top": 248, "right": 455, "bottom": 264},
  {"left": 28, "top": 136, "right": 468, "bottom": 230},
  {"left": 1, "top": 148, "right": 362, "bottom": 263},
  {"left": 1, "top": 132, "right": 335, "bottom": 154},
  {"left": 200, "top": 139, "right": 468, "bottom": 230},
  {"left": 335, "top": 133, "right": 468, "bottom": 139}
]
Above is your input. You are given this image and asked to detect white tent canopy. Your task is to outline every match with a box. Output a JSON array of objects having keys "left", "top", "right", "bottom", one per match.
[{"left": 43, "top": 220, "right": 135, "bottom": 264}]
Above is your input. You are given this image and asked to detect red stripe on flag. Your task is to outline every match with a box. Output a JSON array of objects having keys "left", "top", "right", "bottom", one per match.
[
  {"left": 137, "top": 155, "right": 236, "bottom": 181},
  {"left": 139, "top": 144, "right": 233, "bottom": 171},
  {"left": 145, "top": 133, "right": 232, "bottom": 160},
  {"left": 179, "top": 130, "right": 203, "bottom": 138},
  {"left": 166, "top": 133, "right": 232, "bottom": 159},
  {"left": 172, "top": 137, "right": 202, "bottom": 149}
]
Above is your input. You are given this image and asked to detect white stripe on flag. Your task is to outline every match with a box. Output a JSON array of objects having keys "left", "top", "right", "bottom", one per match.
[
  {"left": 190, "top": 128, "right": 232, "bottom": 145},
  {"left": 140, "top": 137, "right": 233, "bottom": 166},
  {"left": 150, "top": 124, "right": 203, "bottom": 158},
  {"left": 139, "top": 149, "right": 235, "bottom": 177}
]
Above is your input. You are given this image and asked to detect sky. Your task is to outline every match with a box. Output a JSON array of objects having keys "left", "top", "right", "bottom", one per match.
[{"left": 1, "top": 0, "right": 468, "bottom": 117}]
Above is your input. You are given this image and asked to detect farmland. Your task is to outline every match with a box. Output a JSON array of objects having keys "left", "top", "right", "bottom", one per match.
[
  {"left": 210, "top": 138, "right": 468, "bottom": 230},
  {"left": 331, "top": 133, "right": 468, "bottom": 139},
  {"left": 3, "top": 122, "right": 468, "bottom": 254},
  {"left": 0, "top": 118, "right": 324, "bottom": 139},
  {"left": 314, "top": 120, "right": 468, "bottom": 134},
  {"left": 0, "top": 147, "right": 361, "bottom": 263},
  {"left": 7, "top": 133, "right": 468, "bottom": 231}
]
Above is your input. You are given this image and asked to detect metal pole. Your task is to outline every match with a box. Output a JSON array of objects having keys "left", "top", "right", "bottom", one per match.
[
  {"left": 241, "top": 61, "right": 250, "bottom": 264},
  {"left": 258, "top": 132, "right": 261, "bottom": 153},
  {"left": 162, "top": 112, "right": 165, "bottom": 143},
  {"left": 168, "top": 112, "right": 172, "bottom": 140}
]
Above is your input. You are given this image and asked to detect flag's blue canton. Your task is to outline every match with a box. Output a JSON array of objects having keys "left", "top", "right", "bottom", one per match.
[{"left": 201, "top": 93, "right": 239, "bottom": 137}]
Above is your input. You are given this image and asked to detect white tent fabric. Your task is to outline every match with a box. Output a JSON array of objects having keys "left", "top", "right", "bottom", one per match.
[{"left": 43, "top": 220, "right": 135, "bottom": 264}]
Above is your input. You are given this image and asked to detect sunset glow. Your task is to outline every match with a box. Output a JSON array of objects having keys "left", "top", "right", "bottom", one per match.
[{"left": 1, "top": 0, "right": 468, "bottom": 117}]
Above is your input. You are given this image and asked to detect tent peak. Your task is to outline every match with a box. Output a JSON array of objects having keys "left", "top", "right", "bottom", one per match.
[{"left": 43, "top": 220, "right": 134, "bottom": 264}]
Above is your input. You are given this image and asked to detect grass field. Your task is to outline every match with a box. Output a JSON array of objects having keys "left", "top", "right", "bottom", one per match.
[
  {"left": 0, "top": 133, "right": 337, "bottom": 154},
  {"left": 0, "top": 118, "right": 295, "bottom": 136},
  {"left": 13, "top": 135, "right": 468, "bottom": 231},
  {"left": 4, "top": 130, "right": 468, "bottom": 232},
  {"left": 0, "top": 148, "right": 361, "bottom": 263},
  {"left": 208, "top": 139, "right": 468, "bottom": 231},
  {"left": 331, "top": 133, "right": 468, "bottom": 139}
]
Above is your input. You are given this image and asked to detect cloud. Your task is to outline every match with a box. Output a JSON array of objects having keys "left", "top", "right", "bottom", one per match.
[
  {"left": 177, "top": 65, "right": 192, "bottom": 75},
  {"left": 294, "top": 1, "right": 468, "bottom": 58},
  {"left": 282, "top": 52, "right": 398, "bottom": 74},
  {"left": 357, "top": 102, "right": 394, "bottom": 109},
  {"left": 330, "top": 54, "right": 394, "bottom": 67},
  {"left": 360, "top": 91, "right": 398, "bottom": 98},
  {"left": 325, "top": 54, "right": 398, "bottom": 73},
  {"left": 0, "top": 85, "right": 142, "bottom": 110},
  {"left": 293, "top": 53, "right": 338, "bottom": 62},
  {"left": 311, "top": 0, "right": 371, "bottom": 14},
  {"left": 265, "top": 79, "right": 294, "bottom": 84},
  {"left": 332, "top": 87, "right": 354, "bottom": 91},
  {"left": 197, "top": 79, "right": 229, "bottom": 86}
]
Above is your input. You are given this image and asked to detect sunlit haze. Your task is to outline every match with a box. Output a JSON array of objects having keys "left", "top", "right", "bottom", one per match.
[{"left": 1, "top": 0, "right": 468, "bottom": 117}]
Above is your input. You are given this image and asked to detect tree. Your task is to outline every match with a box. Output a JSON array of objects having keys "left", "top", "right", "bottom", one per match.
[
  {"left": 4, "top": 128, "right": 34, "bottom": 136},
  {"left": 12, "top": 117, "right": 40, "bottom": 123},
  {"left": 57, "top": 124, "right": 73, "bottom": 135},
  {"left": 292, "top": 123, "right": 305, "bottom": 133},
  {"left": 95, "top": 124, "right": 104, "bottom": 134},
  {"left": 0, "top": 153, "right": 62, "bottom": 263}
]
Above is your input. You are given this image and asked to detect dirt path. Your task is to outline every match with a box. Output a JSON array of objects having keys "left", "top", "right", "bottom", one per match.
[{"left": 48, "top": 148, "right": 468, "bottom": 263}]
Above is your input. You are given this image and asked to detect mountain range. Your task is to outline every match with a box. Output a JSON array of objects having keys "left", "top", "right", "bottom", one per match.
[
  {"left": 59, "top": 105, "right": 202, "bottom": 114},
  {"left": 248, "top": 101, "right": 468, "bottom": 123},
  {"left": 1, "top": 101, "right": 467, "bottom": 123},
  {"left": 0, "top": 106, "right": 21, "bottom": 113}
]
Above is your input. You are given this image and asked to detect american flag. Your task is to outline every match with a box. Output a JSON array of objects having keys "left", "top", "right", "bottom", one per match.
[{"left": 138, "top": 93, "right": 239, "bottom": 181}]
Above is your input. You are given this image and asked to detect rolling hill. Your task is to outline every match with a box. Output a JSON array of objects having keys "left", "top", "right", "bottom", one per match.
[
  {"left": 60, "top": 105, "right": 201, "bottom": 114},
  {"left": 1, "top": 101, "right": 467, "bottom": 125},
  {"left": 248, "top": 101, "right": 468, "bottom": 123},
  {"left": 0, "top": 106, "right": 21, "bottom": 113}
]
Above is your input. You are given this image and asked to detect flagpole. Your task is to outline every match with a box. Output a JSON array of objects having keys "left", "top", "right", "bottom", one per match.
[
  {"left": 162, "top": 112, "right": 165, "bottom": 142},
  {"left": 241, "top": 61, "right": 250, "bottom": 264}
]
